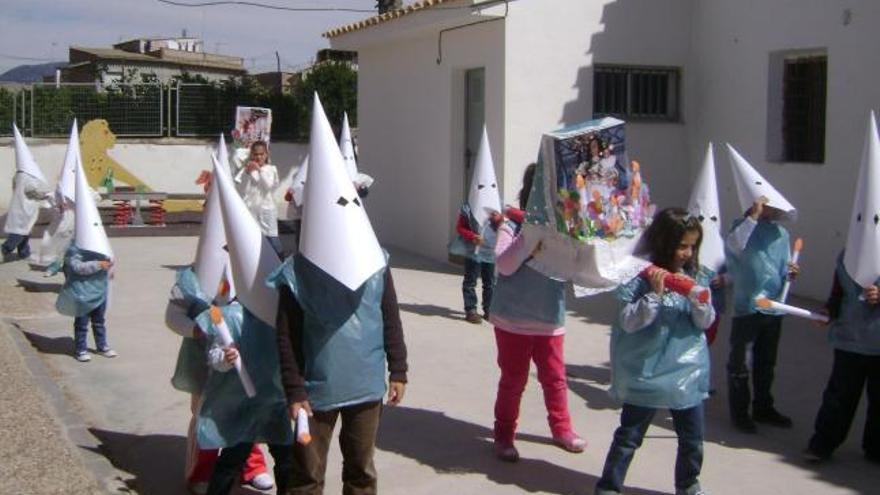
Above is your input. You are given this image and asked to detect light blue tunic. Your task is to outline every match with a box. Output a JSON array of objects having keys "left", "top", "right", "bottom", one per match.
[
  {"left": 267, "top": 254, "right": 388, "bottom": 411},
  {"left": 448, "top": 203, "right": 498, "bottom": 264},
  {"left": 168, "top": 267, "right": 211, "bottom": 394},
  {"left": 195, "top": 303, "right": 293, "bottom": 449},
  {"left": 726, "top": 218, "right": 790, "bottom": 316},
  {"left": 55, "top": 245, "right": 109, "bottom": 317},
  {"left": 490, "top": 236, "right": 566, "bottom": 328},
  {"left": 828, "top": 253, "right": 880, "bottom": 356},
  {"left": 609, "top": 269, "right": 713, "bottom": 410}
]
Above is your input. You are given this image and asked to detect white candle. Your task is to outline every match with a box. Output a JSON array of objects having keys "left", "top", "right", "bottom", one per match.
[
  {"left": 296, "top": 408, "right": 312, "bottom": 445},
  {"left": 755, "top": 297, "right": 828, "bottom": 323},
  {"left": 210, "top": 306, "right": 257, "bottom": 398}
]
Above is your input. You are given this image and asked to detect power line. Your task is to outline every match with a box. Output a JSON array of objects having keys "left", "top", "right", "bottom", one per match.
[
  {"left": 155, "top": 0, "right": 515, "bottom": 13},
  {"left": 154, "top": 0, "right": 375, "bottom": 12}
]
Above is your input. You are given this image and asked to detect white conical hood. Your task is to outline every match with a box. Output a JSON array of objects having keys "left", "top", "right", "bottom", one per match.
[
  {"left": 844, "top": 111, "right": 880, "bottom": 287},
  {"left": 687, "top": 143, "right": 725, "bottom": 272},
  {"left": 57, "top": 120, "right": 80, "bottom": 203},
  {"left": 290, "top": 155, "right": 309, "bottom": 208},
  {"left": 467, "top": 125, "right": 502, "bottom": 227},
  {"left": 339, "top": 112, "right": 358, "bottom": 180},
  {"left": 300, "top": 93, "right": 385, "bottom": 290},
  {"left": 13, "top": 123, "right": 47, "bottom": 183},
  {"left": 212, "top": 153, "right": 279, "bottom": 326},
  {"left": 726, "top": 143, "right": 796, "bottom": 221},
  {"left": 74, "top": 157, "right": 112, "bottom": 258},
  {"left": 193, "top": 157, "right": 235, "bottom": 301},
  {"left": 217, "top": 133, "right": 232, "bottom": 175}
]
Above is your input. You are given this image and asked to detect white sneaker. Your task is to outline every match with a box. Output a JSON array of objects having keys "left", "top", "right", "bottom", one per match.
[
  {"left": 75, "top": 353, "right": 91, "bottom": 362},
  {"left": 248, "top": 472, "right": 274, "bottom": 491},
  {"left": 97, "top": 348, "right": 118, "bottom": 358}
]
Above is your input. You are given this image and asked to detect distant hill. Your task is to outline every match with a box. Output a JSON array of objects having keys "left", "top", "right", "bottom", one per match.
[{"left": 0, "top": 62, "right": 67, "bottom": 83}]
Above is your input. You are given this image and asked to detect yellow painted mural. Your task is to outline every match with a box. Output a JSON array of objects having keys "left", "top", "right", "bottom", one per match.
[{"left": 79, "top": 119, "right": 202, "bottom": 212}]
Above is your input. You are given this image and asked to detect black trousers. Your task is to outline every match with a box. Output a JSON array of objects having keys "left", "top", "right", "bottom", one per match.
[
  {"left": 207, "top": 442, "right": 292, "bottom": 495},
  {"left": 727, "top": 313, "right": 783, "bottom": 419},
  {"left": 808, "top": 349, "right": 880, "bottom": 458}
]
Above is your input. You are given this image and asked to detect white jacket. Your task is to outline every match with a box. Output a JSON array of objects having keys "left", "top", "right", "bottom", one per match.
[
  {"left": 240, "top": 163, "right": 280, "bottom": 237},
  {"left": 4, "top": 172, "right": 50, "bottom": 235}
]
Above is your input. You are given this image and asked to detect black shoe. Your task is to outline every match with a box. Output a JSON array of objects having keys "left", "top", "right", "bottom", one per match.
[
  {"left": 753, "top": 408, "right": 793, "bottom": 428},
  {"left": 465, "top": 311, "right": 482, "bottom": 324},
  {"left": 732, "top": 416, "right": 757, "bottom": 433},
  {"left": 803, "top": 447, "right": 830, "bottom": 463}
]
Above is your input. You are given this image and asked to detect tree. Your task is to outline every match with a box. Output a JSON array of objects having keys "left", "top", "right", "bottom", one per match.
[
  {"left": 292, "top": 61, "right": 357, "bottom": 139},
  {"left": 377, "top": 0, "right": 403, "bottom": 14}
]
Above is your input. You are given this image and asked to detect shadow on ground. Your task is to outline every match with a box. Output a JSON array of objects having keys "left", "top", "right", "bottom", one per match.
[
  {"left": 565, "top": 363, "right": 618, "bottom": 412},
  {"left": 398, "top": 302, "right": 467, "bottom": 322},
  {"left": 377, "top": 406, "right": 668, "bottom": 495},
  {"left": 84, "top": 429, "right": 269, "bottom": 495},
  {"left": 16, "top": 278, "right": 63, "bottom": 293},
  {"left": 387, "top": 246, "right": 462, "bottom": 276},
  {"left": 22, "top": 330, "right": 74, "bottom": 357}
]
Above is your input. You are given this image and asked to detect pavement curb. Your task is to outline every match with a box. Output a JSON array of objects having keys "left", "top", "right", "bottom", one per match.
[{"left": 4, "top": 319, "right": 129, "bottom": 493}]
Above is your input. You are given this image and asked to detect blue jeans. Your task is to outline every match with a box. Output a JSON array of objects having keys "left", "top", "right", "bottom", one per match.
[
  {"left": 462, "top": 258, "right": 495, "bottom": 314},
  {"left": 597, "top": 403, "right": 704, "bottom": 493},
  {"left": 2, "top": 233, "right": 30, "bottom": 258},
  {"left": 74, "top": 302, "right": 108, "bottom": 355}
]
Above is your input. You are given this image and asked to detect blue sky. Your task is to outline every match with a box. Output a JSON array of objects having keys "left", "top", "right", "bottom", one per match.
[{"left": 0, "top": 0, "right": 388, "bottom": 74}]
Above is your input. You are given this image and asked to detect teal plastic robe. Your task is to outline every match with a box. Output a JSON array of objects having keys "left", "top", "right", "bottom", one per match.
[
  {"left": 195, "top": 303, "right": 293, "bottom": 449},
  {"left": 828, "top": 253, "right": 880, "bottom": 356},
  {"left": 609, "top": 269, "right": 713, "bottom": 410},
  {"left": 55, "top": 245, "right": 109, "bottom": 317},
  {"left": 726, "top": 218, "right": 790, "bottom": 316},
  {"left": 448, "top": 203, "right": 497, "bottom": 263},
  {"left": 267, "top": 253, "right": 388, "bottom": 412},
  {"left": 168, "top": 267, "right": 211, "bottom": 394}
]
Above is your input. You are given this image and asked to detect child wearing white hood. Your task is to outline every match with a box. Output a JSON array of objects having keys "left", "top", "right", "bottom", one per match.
[
  {"left": 805, "top": 114, "right": 880, "bottom": 463},
  {"left": 449, "top": 126, "right": 503, "bottom": 324},
  {"left": 3, "top": 125, "right": 51, "bottom": 261},
  {"left": 724, "top": 146, "right": 799, "bottom": 433}
]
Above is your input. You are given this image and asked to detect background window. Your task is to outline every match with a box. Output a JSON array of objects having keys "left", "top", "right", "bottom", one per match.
[
  {"left": 767, "top": 50, "right": 827, "bottom": 163},
  {"left": 782, "top": 55, "right": 826, "bottom": 163},
  {"left": 593, "top": 65, "right": 680, "bottom": 122}
]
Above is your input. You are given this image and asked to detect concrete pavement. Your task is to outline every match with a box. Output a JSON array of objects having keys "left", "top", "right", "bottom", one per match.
[{"left": 1, "top": 235, "right": 876, "bottom": 494}]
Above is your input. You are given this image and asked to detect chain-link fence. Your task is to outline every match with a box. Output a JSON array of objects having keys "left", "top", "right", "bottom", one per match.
[
  {"left": 2, "top": 82, "right": 304, "bottom": 139},
  {"left": 176, "top": 83, "right": 301, "bottom": 139},
  {"left": 29, "top": 83, "right": 163, "bottom": 137},
  {"left": 0, "top": 85, "right": 26, "bottom": 136}
]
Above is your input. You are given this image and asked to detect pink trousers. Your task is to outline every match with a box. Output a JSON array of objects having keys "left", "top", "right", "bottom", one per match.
[{"left": 493, "top": 327, "right": 574, "bottom": 444}]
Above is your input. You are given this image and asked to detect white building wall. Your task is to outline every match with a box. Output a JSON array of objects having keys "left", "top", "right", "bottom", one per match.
[
  {"left": 503, "top": 0, "right": 694, "bottom": 209},
  {"left": 352, "top": 20, "right": 505, "bottom": 261},
  {"left": 688, "top": 0, "right": 880, "bottom": 299}
]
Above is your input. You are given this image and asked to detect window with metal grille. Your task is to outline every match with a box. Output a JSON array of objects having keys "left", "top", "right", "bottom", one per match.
[
  {"left": 781, "top": 55, "right": 826, "bottom": 163},
  {"left": 593, "top": 65, "right": 680, "bottom": 121}
]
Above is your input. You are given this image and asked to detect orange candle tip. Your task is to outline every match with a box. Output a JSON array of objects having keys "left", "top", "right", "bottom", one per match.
[
  {"left": 210, "top": 305, "right": 223, "bottom": 324},
  {"left": 754, "top": 297, "right": 772, "bottom": 309},
  {"left": 794, "top": 238, "right": 804, "bottom": 251}
]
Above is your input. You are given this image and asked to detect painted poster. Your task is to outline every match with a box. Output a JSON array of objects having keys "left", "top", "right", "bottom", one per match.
[{"left": 232, "top": 106, "right": 272, "bottom": 149}]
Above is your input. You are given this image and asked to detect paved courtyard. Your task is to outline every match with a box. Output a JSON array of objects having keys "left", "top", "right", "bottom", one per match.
[{"left": 0, "top": 235, "right": 875, "bottom": 494}]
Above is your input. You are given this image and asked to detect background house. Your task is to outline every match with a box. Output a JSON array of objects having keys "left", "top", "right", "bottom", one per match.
[
  {"left": 327, "top": 0, "right": 880, "bottom": 300},
  {"left": 61, "top": 35, "right": 246, "bottom": 84}
]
